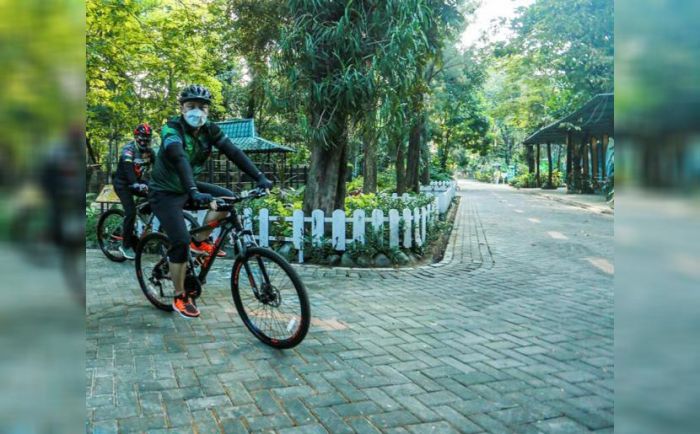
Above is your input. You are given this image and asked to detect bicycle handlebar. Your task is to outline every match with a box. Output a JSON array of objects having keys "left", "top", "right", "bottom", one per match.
[{"left": 212, "top": 188, "right": 269, "bottom": 211}]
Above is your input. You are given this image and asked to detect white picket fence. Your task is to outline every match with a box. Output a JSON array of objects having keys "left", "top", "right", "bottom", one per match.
[{"left": 197, "top": 181, "right": 456, "bottom": 263}]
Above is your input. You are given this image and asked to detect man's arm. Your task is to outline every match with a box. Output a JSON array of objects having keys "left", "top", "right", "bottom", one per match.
[{"left": 119, "top": 147, "right": 139, "bottom": 185}]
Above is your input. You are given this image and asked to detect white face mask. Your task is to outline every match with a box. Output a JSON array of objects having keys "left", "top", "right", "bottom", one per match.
[{"left": 183, "top": 108, "right": 207, "bottom": 128}]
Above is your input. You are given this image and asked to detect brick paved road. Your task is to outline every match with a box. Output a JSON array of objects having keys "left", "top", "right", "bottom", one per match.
[{"left": 86, "top": 180, "right": 613, "bottom": 433}]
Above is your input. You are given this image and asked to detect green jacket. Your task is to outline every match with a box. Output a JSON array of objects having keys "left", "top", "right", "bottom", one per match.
[{"left": 149, "top": 116, "right": 219, "bottom": 194}]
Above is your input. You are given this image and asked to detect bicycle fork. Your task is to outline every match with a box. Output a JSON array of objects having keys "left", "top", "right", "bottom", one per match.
[{"left": 236, "top": 231, "right": 274, "bottom": 303}]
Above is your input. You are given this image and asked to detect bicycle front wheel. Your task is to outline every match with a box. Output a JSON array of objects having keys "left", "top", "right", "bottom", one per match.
[{"left": 231, "top": 247, "right": 310, "bottom": 349}]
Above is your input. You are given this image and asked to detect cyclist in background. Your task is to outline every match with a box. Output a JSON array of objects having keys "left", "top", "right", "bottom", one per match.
[
  {"left": 148, "top": 84, "right": 272, "bottom": 318},
  {"left": 113, "top": 123, "right": 153, "bottom": 259}
]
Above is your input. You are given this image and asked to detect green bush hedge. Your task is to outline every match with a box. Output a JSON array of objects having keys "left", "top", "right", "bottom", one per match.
[
  {"left": 509, "top": 172, "right": 538, "bottom": 188},
  {"left": 474, "top": 171, "right": 494, "bottom": 183}
]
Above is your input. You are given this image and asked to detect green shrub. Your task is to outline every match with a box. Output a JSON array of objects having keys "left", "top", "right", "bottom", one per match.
[
  {"left": 377, "top": 168, "right": 396, "bottom": 193},
  {"left": 474, "top": 171, "right": 493, "bottom": 183},
  {"left": 346, "top": 176, "right": 364, "bottom": 193},
  {"left": 430, "top": 166, "right": 453, "bottom": 182},
  {"left": 302, "top": 235, "right": 336, "bottom": 265},
  {"left": 509, "top": 172, "right": 538, "bottom": 188},
  {"left": 345, "top": 229, "right": 402, "bottom": 264},
  {"left": 86, "top": 206, "right": 100, "bottom": 246},
  {"left": 345, "top": 193, "right": 379, "bottom": 216}
]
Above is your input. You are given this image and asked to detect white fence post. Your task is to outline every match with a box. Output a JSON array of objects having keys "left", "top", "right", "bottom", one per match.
[
  {"left": 259, "top": 208, "right": 269, "bottom": 247},
  {"left": 243, "top": 208, "right": 253, "bottom": 231},
  {"left": 292, "top": 210, "right": 304, "bottom": 263},
  {"left": 332, "top": 210, "right": 346, "bottom": 251},
  {"left": 311, "top": 209, "right": 324, "bottom": 247},
  {"left": 389, "top": 209, "right": 400, "bottom": 248},
  {"left": 371, "top": 209, "right": 384, "bottom": 245},
  {"left": 421, "top": 206, "right": 427, "bottom": 243},
  {"left": 402, "top": 208, "right": 412, "bottom": 248},
  {"left": 413, "top": 207, "right": 422, "bottom": 247},
  {"left": 352, "top": 209, "right": 366, "bottom": 244}
]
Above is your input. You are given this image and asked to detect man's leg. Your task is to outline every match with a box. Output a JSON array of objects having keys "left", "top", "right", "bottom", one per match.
[
  {"left": 150, "top": 191, "right": 199, "bottom": 317},
  {"left": 114, "top": 185, "right": 137, "bottom": 248},
  {"left": 192, "top": 181, "right": 234, "bottom": 242},
  {"left": 169, "top": 262, "right": 187, "bottom": 296}
]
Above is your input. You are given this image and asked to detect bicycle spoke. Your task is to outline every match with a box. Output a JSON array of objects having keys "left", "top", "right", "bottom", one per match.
[{"left": 236, "top": 253, "right": 305, "bottom": 341}]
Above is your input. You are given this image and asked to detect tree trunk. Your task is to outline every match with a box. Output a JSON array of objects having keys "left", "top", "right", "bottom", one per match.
[
  {"left": 439, "top": 130, "right": 450, "bottom": 171},
  {"left": 86, "top": 135, "right": 98, "bottom": 165},
  {"left": 395, "top": 140, "right": 406, "bottom": 195},
  {"left": 405, "top": 94, "right": 424, "bottom": 193},
  {"left": 601, "top": 134, "right": 609, "bottom": 178},
  {"left": 303, "top": 117, "right": 349, "bottom": 214},
  {"left": 405, "top": 123, "right": 421, "bottom": 193},
  {"left": 582, "top": 135, "right": 590, "bottom": 192},
  {"left": 526, "top": 145, "right": 535, "bottom": 174},
  {"left": 362, "top": 134, "right": 377, "bottom": 193},
  {"left": 591, "top": 136, "right": 598, "bottom": 182},
  {"left": 420, "top": 138, "right": 431, "bottom": 185},
  {"left": 335, "top": 136, "right": 349, "bottom": 210},
  {"left": 504, "top": 139, "right": 511, "bottom": 167},
  {"left": 547, "top": 142, "right": 553, "bottom": 187},
  {"left": 572, "top": 143, "right": 580, "bottom": 192},
  {"left": 566, "top": 133, "right": 573, "bottom": 189},
  {"left": 535, "top": 144, "right": 541, "bottom": 187},
  {"left": 556, "top": 144, "right": 562, "bottom": 172}
]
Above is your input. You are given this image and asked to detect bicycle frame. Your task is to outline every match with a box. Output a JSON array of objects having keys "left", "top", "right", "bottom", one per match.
[
  {"left": 135, "top": 205, "right": 157, "bottom": 236},
  {"left": 187, "top": 206, "right": 271, "bottom": 296}
]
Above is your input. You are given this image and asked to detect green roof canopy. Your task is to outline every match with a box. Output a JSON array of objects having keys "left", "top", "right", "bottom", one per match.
[
  {"left": 216, "top": 119, "right": 295, "bottom": 153},
  {"left": 523, "top": 93, "right": 614, "bottom": 145}
]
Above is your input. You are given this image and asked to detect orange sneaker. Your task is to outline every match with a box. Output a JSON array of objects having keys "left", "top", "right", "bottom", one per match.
[
  {"left": 172, "top": 293, "right": 200, "bottom": 318},
  {"left": 190, "top": 240, "right": 226, "bottom": 257}
]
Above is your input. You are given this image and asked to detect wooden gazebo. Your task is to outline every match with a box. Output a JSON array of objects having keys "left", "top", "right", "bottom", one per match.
[
  {"left": 523, "top": 93, "right": 613, "bottom": 193},
  {"left": 203, "top": 118, "right": 306, "bottom": 191}
]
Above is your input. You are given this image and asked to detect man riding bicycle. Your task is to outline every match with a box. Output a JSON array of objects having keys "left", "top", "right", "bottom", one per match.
[
  {"left": 148, "top": 84, "right": 272, "bottom": 318},
  {"left": 113, "top": 123, "right": 154, "bottom": 259}
]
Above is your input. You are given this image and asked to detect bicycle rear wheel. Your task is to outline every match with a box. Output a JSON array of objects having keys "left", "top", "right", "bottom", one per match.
[
  {"left": 135, "top": 232, "right": 175, "bottom": 311},
  {"left": 231, "top": 247, "right": 310, "bottom": 349},
  {"left": 96, "top": 208, "right": 127, "bottom": 262}
]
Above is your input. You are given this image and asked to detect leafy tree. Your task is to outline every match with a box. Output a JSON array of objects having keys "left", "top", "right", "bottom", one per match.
[{"left": 279, "top": 0, "right": 442, "bottom": 213}]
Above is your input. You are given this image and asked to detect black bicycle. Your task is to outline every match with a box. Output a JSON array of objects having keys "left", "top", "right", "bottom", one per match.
[
  {"left": 97, "top": 198, "right": 198, "bottom": 262},
  {"left": 134, "top": 188, "right": 310, "bottom": 349}
]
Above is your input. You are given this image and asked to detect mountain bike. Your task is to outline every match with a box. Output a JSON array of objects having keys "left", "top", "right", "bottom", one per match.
[
  {"left": 97, "top": 198, "right": 198, "bottom": 262},
  {"left": 134, "top": 188, "right": 310, "bottom": 349}
]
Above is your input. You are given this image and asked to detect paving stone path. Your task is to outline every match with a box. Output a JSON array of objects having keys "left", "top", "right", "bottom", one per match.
[{"left": 86, "top": 180, "right": 613, "bottom": 433}]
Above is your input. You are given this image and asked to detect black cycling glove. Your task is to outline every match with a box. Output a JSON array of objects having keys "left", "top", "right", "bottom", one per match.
[
  {"left": 188, "top": 188, "right": 214, "bottom": 207},
  {"left": 256, "top": 174, "right": 273, "bottom": 190}
]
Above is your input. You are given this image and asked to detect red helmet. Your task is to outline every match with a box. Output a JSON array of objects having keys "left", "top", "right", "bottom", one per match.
[{"left": 133, "top": 123, "right": 152, "bottom": 150}]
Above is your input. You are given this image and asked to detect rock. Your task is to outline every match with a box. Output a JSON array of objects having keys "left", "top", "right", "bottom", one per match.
[
  {"left": 356, "top": 255, "right": 371, "bottom": 267},
  {"left": 340, "top": 252, "right": 355, "bottom": 267},
  {"left": 395, "top": 251, "right": 410, "bottom": 265},
  {"left": 328, "top": 254, "right": 341, "bottom": 266},
  {"left": 372, "top": 253, "right": 392, "bottom": 268}
]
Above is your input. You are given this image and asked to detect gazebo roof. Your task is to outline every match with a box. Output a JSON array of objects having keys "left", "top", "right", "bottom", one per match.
[
  {"left": 217, "top": 119, "right": 294, "bottom": 153},
  {"left": 523, "top": 93, "right": 614, "bottom": 145}
]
